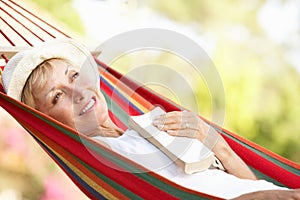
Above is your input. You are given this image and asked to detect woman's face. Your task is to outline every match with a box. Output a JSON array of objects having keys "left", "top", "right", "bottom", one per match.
[{"left": 32, "top": 59, "right": 108, "bottom": 135}]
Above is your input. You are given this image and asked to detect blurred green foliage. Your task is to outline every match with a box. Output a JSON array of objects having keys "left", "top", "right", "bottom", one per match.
[
  {"left": 28, "top": 0, "right": 85, "bottom": 34},
  {"left": 149, "top": 0, "right": 300, "bottom": 163},
  {"left": 25, "top": 0, "right": 299, "bottom": 163}
]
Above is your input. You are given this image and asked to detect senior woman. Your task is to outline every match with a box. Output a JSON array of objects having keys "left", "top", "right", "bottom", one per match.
[{"left": 2, "top": 38, "right": 299, "bottom": 199}]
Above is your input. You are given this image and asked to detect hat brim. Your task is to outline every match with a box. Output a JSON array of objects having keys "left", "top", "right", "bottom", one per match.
[{"left": 4, "top": 38, "right": 99, "bottom": 101}]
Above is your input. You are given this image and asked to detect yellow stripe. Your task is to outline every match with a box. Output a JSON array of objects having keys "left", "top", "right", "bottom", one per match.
[
  {"left": 102, "top": 75, "right": 150, "bottom": 113},
  {"left": 58, "top": 154, "right": 120, "bottom": 200},
  {"left": 42, "top": 142, "right": 120, "bottom": 200}
]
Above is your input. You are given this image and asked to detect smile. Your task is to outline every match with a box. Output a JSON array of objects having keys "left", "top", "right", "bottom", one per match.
[{"left": 80, "top": 97, "right": 96, "bottom": 116}]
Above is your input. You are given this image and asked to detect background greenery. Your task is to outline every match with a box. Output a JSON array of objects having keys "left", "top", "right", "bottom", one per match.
[
  {"left": 146, "top": 0, "right": 300, "bottom": 163},
  {"left": 27, "top": 0, "right": 85, "bottom": 34},
  {"left": 28, "top": 0, "right": 300, "bottom": 163}
]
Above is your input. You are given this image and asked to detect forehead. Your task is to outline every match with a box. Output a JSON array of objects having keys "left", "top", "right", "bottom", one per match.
[
  {"left": 46, "top": 58, "right": 81, "bottom": 75},
  {"left": 48, "top": 59, "right": 73, "bottom": 69},
  {"left": 32, "top": 59, "right": 69, "bottom": 91}
]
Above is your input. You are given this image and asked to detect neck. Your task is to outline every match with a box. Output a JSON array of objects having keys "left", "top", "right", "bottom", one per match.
[{"left": 85, "top": 118, "right": 124, "bottom": 138}]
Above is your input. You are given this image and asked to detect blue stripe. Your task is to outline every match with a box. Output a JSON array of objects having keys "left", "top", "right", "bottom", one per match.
[{"left": 29, "top": 132, "right": 107, "bottom": 200}]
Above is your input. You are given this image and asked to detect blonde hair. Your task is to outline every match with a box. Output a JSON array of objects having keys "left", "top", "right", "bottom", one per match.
[{"left": 21, "top": 58, "right": 70, "bottom": 108}]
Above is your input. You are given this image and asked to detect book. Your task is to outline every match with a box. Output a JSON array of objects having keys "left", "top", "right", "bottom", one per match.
[{"left": 128, "top": 107, "right": 215, "bottom": 174}]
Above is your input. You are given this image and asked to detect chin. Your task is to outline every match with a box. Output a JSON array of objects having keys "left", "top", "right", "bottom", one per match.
[{"left": 98, "top": 112, "right": 109, "bottom": 125}]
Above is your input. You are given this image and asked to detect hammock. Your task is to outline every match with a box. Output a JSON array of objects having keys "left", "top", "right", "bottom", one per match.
[
  {"left": 0, "top": 0, "right": 299, "bottom": 199},
  {"left": 0, "top": 57, "right": 299, "bottom": 200}
]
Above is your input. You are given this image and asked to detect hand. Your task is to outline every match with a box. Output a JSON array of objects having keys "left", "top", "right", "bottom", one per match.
[
  {"left": 231, "top": 189, "right": 300, "bottom": 200},
  {"left": 152, "top": 111, "right": 214, "bottom": 143},
  {"left": 153, "top": 110, "right": 257, "bottom": 180}
]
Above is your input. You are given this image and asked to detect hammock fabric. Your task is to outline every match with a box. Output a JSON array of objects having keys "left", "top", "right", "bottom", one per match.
[{"left": 0, "top": 57, "right": 299, "bottom": 200}]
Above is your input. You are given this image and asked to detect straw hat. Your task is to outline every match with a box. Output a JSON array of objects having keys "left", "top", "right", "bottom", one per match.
[{"left": 2, "top": 38, "right": 99, "bottom": 101}]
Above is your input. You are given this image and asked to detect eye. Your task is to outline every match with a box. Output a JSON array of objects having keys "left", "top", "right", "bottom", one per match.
[
  {"left": 72, "top": 72, "right": 79, "bottom": 80},
  {"left": 52, "top": 92, "right": 63, "bottom": 104}
]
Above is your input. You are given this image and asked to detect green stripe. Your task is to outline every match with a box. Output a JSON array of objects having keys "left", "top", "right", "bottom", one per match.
[
  {"left": 103, "top": 92, "right": 129, "bottom": 126},
  {"left": 136, "top": 87, "right": 300, "bottom": 175},
  {"left": 2, "top": 95, "right": 211, "bottom": 199},
  {"left": 73, "top": 155, "right": 143, "bottom": 199},
  {"left": 28, "top": 129, "right": 141, "bottom": 199},
  {"left": 80, "top": 131, "right": 208, "bottom": 199},
  {"left": 250, "top": 167, "right": 287, "bottom": 188},
  {"left": 139, "top": 89, "right": 300, "bottom": 176},
  {"left": 1, "top": 90, "right": 296, "bottom": 197},
  {"left": 215, "top": 127, "right": 300, "bottom": 178}
]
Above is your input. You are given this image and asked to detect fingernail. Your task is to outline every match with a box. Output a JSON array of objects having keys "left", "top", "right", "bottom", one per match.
[{"left": 167, "top": 130, "right": 175, "bottom": 135}]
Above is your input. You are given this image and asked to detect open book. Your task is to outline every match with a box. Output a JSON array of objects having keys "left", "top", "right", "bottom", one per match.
[{"left": 128, "top": 107, "right": 215, "bottom": 174}]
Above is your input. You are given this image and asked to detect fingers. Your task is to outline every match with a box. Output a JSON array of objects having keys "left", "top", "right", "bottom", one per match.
[
  {"left": 167, "top": 129, "right": 198, "bottom": 138},
  {"left": 152, "top": 111, "right": 215, "bottom": 141},
  {"left": 153, "top": 111, "right": 205, "bottom": 133},
  {"left": 153, "top": 111, "right": 195, "bottom": 130}
]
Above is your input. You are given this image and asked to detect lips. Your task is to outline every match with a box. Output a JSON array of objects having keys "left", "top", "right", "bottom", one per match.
[{"left": 79, "top": 97, "right": 96, "bottom": 116}]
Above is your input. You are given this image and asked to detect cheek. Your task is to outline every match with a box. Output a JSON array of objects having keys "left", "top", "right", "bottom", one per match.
[
  {"left": 49, "top": 107, "right": 75, "bottom": 128},
  {"left": 96, "top": 92, "right": 109, "bottom": 124},
  {"left": 98, "top": 108, "right": 109, "bottom": 124}
]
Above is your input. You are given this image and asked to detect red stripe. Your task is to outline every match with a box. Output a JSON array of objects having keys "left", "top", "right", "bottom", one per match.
[
  {"left": 0, "top": 89, "right": 221, "bottom": 199},
  {"left": 108, "top": 110, "right": 127, "bottom": 131},
  {"left": 99, "top": 67, "right": 153, "bottom": 111},
  {"left": 222, "top": 132, "right": 300, "bottom": 188},
  {"left": 141, "top": 87, "right": 300, "bottom": 188},
  {"left": 101, "top": 78, "right": 141, "bottom": 116},
  {"left": 97, "top": 59, "right": 177, "bottom": 112},
  {"left": 221, "top": 127, "right": 300, "bottom": 170},
  {"left": 20, "top": 120, "right": 129, "bottom": 200},
  {"left": 99, "top": 62, "right": 300, "bottom": 188},
  {"left": 0, "top": 94, "right": 179, "bottom": 199},
  {"left": 19, "top": 121, "right": 101, "bottom": 200}
]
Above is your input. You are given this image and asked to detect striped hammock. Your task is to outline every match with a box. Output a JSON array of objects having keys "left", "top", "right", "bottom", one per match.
[
  {"left": 0, "top": 58, "right": 299, "bottom": 200},
  {"left": 0, "top": 0, "right": 299, "bottom": 198}
]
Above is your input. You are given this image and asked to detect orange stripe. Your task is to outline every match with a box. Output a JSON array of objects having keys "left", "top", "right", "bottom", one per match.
[
  {"left": 99, "top": 67, "right": 153, "bottom": 112},
  {"left": 18, "top": 119, "right": 130, "bottom": 200}
]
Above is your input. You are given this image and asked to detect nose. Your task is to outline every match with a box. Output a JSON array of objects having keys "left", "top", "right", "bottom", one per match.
[{"left": 72, "top": 86, "right": 85, "bottom": 104}]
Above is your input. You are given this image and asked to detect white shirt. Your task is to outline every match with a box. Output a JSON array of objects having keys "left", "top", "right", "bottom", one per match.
[{"left": 93, "top": 129, "right": 286, "bottom": 199}]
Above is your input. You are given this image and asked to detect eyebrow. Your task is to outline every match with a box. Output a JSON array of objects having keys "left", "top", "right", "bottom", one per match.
[
  {"left": 45, "top": 64, "right": 70, "bottom": 98},
  {"left": 45, "top": 86, "right": 56, "bottom": 98}
]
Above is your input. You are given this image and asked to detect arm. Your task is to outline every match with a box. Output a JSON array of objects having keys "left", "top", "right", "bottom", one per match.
[
  {"left": 153, "top": 111, "right": 256, "bottom": 180},
  {"left": 232, "top": 189, "right": 300, "bottom": 200}
]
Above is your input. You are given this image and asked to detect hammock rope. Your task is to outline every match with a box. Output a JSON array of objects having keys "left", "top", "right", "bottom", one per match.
[
  {"left": 0, "top": 0, "right": 69, "bottom": 47},
  {"left": 1, "top": 0, "right": 69, "bottom": 38}
]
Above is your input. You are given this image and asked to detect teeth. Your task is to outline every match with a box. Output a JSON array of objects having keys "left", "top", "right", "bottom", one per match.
[{"left": 81, "top": 98, "right": 95, "bottom": 114}]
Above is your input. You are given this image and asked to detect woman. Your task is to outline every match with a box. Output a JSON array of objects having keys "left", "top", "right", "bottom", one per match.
[{"left": 2, "top": 38, "right": 299, "bottom": 199}]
